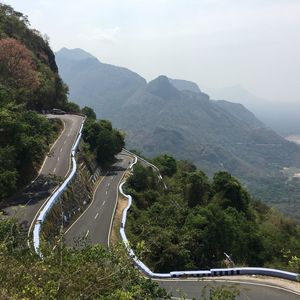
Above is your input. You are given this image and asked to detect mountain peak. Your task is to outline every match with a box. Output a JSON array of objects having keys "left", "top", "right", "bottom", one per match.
[
  {"left": 168, "top": 78, "right": 201, "bottom": 93},
  {"left": 147, "top": 75, "right": 181, "bottom": 100},
  {"left": 56, "top": 47, "right": 96, "bottom": 62}
]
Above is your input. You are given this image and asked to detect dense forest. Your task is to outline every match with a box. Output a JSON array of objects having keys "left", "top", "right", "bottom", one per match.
[{"left": 126, "top": 155, "right": 300, "bottom": 273}]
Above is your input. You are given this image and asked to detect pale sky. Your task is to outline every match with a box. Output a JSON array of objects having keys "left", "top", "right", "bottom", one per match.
[{"left": 3, "top": 0, "right": 300, "bottom": 103}]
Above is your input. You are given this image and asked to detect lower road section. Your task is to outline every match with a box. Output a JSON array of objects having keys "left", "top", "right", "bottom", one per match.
[
  {"left": 156, "top": 278, "right": 300, "bottom": 300},
  {"left": 64, "top": 153, "right": 132, "bottom": 247}
]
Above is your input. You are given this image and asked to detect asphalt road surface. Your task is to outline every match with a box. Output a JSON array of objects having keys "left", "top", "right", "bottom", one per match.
[
  {"left": 156, "top": 278, "right": 300, "bottom": 300},
  {"left": 40, "top": 114, "right": 84, "bottom": 177},
  {"left": 64, "top": 153, "right": 132, "bottom": 248},
  {"left": 3, "top": 114, "right": 84, "bottom": 233}
]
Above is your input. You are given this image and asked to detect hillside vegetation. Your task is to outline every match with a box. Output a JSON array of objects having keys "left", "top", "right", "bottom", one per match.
[
  {"left": 82, "top": 109, "right": 125, "bottom": 167},
  {"left": 126, "top": 156, "right": 300, "bottom": 273},
  {"left": 0, "top": 4, "right": 72, "bottom": 203},
  {"left": 0, "top": 4, "right": 68, "bottom": 109},
  {"left": 0, "top": 104, "right": 61, "bottom": 203},
  {"left": 0, "top": 219, "right": 168, "bottom": 299}
]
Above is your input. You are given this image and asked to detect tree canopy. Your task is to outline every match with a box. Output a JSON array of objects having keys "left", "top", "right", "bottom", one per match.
[
  {"left": 126, "top": 158, "right": 300, "bottom": 273},
  {"left": 82, "top": 118, "right": 125, "bottom": 167}
]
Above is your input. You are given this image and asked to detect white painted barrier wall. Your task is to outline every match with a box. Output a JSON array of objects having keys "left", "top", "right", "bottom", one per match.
[
  {"left": 33, "top": 119, "right": 85, "bottom": 256},
  {"left": 119, "top": 153, "right": 300, "bottom": 281}
]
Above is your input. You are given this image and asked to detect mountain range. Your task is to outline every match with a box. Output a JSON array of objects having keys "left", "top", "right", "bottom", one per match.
[
  {"left": 206, "top": 85, "right": 300, "bottom": 135},
  {"left": 56, "top": 48, "right": 300, "bottom": 218}
]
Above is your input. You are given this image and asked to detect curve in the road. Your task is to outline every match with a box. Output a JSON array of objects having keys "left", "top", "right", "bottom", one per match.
[
  {"left": 64, "top": 153, "right": 132, "bottom": 248},
  {"left": 32, "top": 115, "right": 85, "bottom": 255},
  {"left": 3, "top": 114, "right": 84, "bottom": 240}
]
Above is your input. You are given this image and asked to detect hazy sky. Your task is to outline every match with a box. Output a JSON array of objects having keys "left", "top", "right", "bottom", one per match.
[{"left": 4, "top": 0, "right": 300, "bottom": 102}]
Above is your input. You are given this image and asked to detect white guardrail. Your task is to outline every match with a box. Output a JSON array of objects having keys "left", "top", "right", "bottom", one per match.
[
  {"left": 119, "top": 152, "right": 300, "bottom": 281},
  {"left": 33, "top": 119, "right": 85, "bottom": 257}
]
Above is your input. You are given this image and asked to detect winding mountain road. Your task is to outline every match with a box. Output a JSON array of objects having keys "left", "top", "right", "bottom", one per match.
[
  {"left": 40, "top": 114, "right": 84, "bottom": 177},
  {"left": 64, "top": 153, "right": 132, "bottom": 247},
  {"left": 3, "top": 114, "right": 84, "bottom": 235},
  {"left": 8, "top": 117, "right": 297, "bottom": 299}
]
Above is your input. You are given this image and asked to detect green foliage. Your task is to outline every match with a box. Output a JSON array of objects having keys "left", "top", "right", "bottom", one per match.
[
  {"left": 288, "top": 256, "right": 300, "bottom": 274},
  {"left": 213, "top": 171, "right": 250, "bottom": 213},
  {"left": 82, "top": 119, "right": 125, "bottom": 167},
  {"left": 63, "top": 101, "right": 81, "bottom": 113},
  {"left": 127, "top": 164, "right": 158, "bottom": 193},
  {"left": 202, "top": 284, "right": 240, "bottom": 300},
  {"left": 182, "top": 171, "right": 210, "bottom": 207},
  {"left": 0, "top": 103, "right": 61, "bottom": 202},
  {"left": 0, "top": 219, "right": 169, "bottom": 299},
  {"left": 153, "top": 154, "right": 177, "bottom": 177},
  {"left": 81, "top": 106, "right": 96, "bottom": 120},
  {"left": 126, "top": 157, "right": 300, "bottom": 273}
]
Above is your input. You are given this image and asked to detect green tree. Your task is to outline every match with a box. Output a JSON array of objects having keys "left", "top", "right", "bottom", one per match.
[
  {"left": 96, "top": 129, "right": 116, "bottom": 165},
  {"left": 183, "top": 171, "right": 210, "bottom": 207},
  {"left": 153, "top": 154, "right": 177, "bottom": 177},
  {"left": 127, "top": 164, "right": 153, "bottom": 192},
  {"left": 81, "top": 106, "right": 96, "bottom": 120},
  {"left": 82, "top": 118, "right": 125, "bottom": 167},
  {"left": 63, "top": 101, "right": 81, "bottom": 113},
  {"left": 213, "top": 171, "right": 250, "bottom": 213}
]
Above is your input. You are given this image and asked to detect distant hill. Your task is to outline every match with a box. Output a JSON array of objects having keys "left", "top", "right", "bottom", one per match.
[
  {"left": 56, "top": 48, "right": 300, "bottom": 219},
  {"left": 57, "top": 47, "right": 95, "bottom": 61},
  {"left": 55, "top": 48, "right": 146, "bottom": 120},
  {"left": 119, "top": 76, "right": 298, "bottom": 172},
  {"left": 206, "top": 85, "right": 300, "bottom": 135}
]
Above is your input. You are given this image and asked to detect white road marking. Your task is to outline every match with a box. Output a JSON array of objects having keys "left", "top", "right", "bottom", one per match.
[
  {"left": 53, "top": 167, "right": 56, "bottom": 173},
  {"left": 102, "top": 200, "right": 106, "bottom": 206},
  {"left": 105, "top": 191, "right": 108, "bottom": 195},
  {"left": 57, "top": 156, "right": 60, "bottom": 161},
  {"left": 94, "top": 213, "right": 99, "bottom": 219},
  {"left": 60, "top": 148, "right": 63, "bottom": 152},
  {"left": 85, "top": 230, "right": 89, "bottom": 238},
  {"left": 63, "top": 140, "right": 66, "bottom": 145},
  {"left": 107, "top": 182, "right": 110, "bottom": 187}
]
